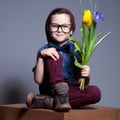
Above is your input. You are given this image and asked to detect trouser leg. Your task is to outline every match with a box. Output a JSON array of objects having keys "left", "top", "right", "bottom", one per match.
[
  {"left": 69, "top": 85, "right": 101, "bottom": 108},
  {"left": 44, "top": 53, "right": 66, "bottom": 86},
  {"left": 43, "top": 53, "right": 71, "bottom": 111}
]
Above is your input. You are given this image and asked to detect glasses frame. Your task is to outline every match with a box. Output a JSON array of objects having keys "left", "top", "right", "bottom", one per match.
[{"left": 50, "top": 23, "right": 72, "bottom": 33}]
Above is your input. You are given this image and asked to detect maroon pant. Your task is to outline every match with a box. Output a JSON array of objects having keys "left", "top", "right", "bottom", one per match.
[{"left": 40, "top": 53, "right": 101, "bottom": 108}]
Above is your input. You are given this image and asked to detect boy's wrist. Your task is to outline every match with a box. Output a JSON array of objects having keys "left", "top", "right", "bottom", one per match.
[{"left": 37, "top": 51, "right": 43, "bottom": 59}]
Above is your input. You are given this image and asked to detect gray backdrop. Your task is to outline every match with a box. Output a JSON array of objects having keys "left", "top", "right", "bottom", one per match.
[{"left": 0, "top": 0, "right": 120, "bottom": 108}]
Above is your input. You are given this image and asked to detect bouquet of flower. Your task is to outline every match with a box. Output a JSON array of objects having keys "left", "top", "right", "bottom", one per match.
[{"left": 69, "top": 0, "right": 118, "bottom": 90}]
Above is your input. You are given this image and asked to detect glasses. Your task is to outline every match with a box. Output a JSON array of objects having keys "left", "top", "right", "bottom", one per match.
[{"left": 50, "top": 23, "right": 71, "bottom": 33}]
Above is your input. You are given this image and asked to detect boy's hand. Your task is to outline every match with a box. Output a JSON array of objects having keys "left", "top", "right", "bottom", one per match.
[
  {"left": 40, "top": 48, "right": 59, "bottom": 61},
  {"left": 81, "top": 65, "right": 90, "bottom": 77}
]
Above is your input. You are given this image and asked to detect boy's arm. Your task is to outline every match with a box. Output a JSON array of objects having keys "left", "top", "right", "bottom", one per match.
[
  {"left": 32, "top": 44, "right": 48, "bottom": 84},
  {"left": 33, "top": 44, "right": 60, "bottom": 84},
  {"left": 34, "top": 57, "right": 44, "bottom": 84}
]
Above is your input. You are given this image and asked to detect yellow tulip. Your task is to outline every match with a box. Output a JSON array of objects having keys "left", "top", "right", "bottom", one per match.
[{"left": 82, "top": 10, "right": 93, "bottom": 27}]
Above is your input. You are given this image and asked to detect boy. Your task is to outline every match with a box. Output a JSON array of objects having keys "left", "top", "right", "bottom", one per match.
[{"left": 26, "top": 8, "right": 101, "bottom": 112}]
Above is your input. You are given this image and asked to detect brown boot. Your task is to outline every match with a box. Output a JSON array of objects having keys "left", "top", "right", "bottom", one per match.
[
  {"left": 26, "top": 92, "right": 54, "bottom": 109},
  {"left": 53, "top": 83, "right": 71, "bottom": 112}
]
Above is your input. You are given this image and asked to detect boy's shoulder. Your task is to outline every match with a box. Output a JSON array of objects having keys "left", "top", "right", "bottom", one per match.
[
  {"left": 69, "top": 40, "right": 75, "bottom": 51},
  {"left": 38, "top": 43, "right": 49, "bottom": 51}
]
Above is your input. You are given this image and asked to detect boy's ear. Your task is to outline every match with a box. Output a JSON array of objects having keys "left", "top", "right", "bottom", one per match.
[{"left": 70, "top": 30, "right": 73, "bottom": 36}]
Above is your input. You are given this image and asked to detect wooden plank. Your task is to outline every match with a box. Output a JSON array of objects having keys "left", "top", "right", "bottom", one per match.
[{"left": 0, "top": 103, "right": 120, "bottom": 120}]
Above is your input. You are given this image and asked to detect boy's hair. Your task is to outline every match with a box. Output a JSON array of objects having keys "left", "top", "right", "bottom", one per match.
[{"left": 45, "top": 8, "right": 76, "bottom": 43}]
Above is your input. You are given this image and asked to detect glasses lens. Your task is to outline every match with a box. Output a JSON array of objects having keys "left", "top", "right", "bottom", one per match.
[
  {"left": 50, "top": 24, "right": 71, "bottom": 33},
  {"left": 50, "top": 24, "right": 58, "bottom": 32},
  {"left": 61, "top": 25, "right": 71, "bottom": 33}
]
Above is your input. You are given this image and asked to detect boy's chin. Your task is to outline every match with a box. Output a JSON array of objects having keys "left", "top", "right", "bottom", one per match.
[{"left": 56, "top": 40, "right": 68, "bottom": 46}]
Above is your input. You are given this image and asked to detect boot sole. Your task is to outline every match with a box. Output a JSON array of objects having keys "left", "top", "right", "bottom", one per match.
[{"left": 55, "top": 107, "right": 71, "bottom": 112}]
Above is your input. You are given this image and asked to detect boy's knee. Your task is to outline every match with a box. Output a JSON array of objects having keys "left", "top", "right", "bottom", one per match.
[
  {"left": 92, "top": 86, "right": 101, "bottom": 103},
  {"left": 45, "top": 52, "right": 62, "bottom": 64}
]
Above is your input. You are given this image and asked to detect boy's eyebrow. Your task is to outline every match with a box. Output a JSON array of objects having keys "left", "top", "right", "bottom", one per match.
[{"left": 51, "top": 23, "right": 71, "bottom": 25}]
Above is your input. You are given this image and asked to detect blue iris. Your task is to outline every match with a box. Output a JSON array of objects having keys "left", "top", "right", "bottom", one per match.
[{"left": 93, "top": 11, "right": 104, "bottom": 22}]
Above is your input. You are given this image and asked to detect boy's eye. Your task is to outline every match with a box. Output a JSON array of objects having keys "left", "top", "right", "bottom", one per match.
[{"left": 50, "top": 23, "right": 71, "bottom": 33}]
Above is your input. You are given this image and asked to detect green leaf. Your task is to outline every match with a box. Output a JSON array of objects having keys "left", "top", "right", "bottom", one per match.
[
  {"left": 84, "top": 32, "right": 103, "bottom": 64},
  {"left": 80, "top": 23, "right": 85, "bottom": 43},
  {"left": 89, "top": 32, "right": 103, "bottom": 53},
  {"left": 80, "top": 23, "right": 89, "bottom": 45},
  {"left": 80, "top": 24, "right": 89, "bottom": 64},
  {"left": 74, "top": 53, "right": 82, "bottom": 68},
  {"left": 95, "top": 28, "right": 119, "bottom": 49},
  {"left": 68, "top": 36, "right": 83, "bottom": 67},
  {"left": 89, "top": 21, "right": 96, "bottom": 40},
  {"left": 68, "top": 36, "right": 82, "bottom": 52}
]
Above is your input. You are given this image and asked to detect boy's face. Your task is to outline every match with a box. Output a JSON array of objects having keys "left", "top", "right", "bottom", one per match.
[{"left": 50, "top": 14, "right": 73, "bottom": 46}]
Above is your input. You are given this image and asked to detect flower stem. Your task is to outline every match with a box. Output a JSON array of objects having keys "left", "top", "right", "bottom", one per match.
[
  {"left": 79, "top": 78, "right": 85, "bottom": 90},
  {"left": 80, "top": 0, "right": 83, "bottom": 13},
  {"left": 90, "top": 0, "right": 93, "bottom": 10}
]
